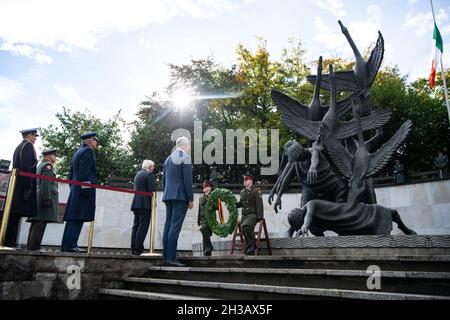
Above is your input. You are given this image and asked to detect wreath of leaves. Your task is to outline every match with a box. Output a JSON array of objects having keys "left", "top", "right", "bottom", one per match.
[{"left": 205, "top": 188, "right": 238, "bottom": 237}]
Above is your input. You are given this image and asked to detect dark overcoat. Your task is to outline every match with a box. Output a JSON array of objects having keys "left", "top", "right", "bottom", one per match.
[
  {"left": 131, "top": 169, "right": 156, "bottom": 211},
  {"left": 63, "top": 145, "right": 96, "bottom": 222},
  {"left": 28, "top": 160, "right": 59, "bottom": 222},
  {"left": 11, "top": 140, "right": 38, "bottom": 218}
]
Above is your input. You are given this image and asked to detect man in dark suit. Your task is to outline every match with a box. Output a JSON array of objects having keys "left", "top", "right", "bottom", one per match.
[
  {"left": 61, "top": 132, "right": 98, "bottom": 253},
  {"left": 130, "top": 160, "right": 156, "bottom": 255},
  {"left": 5, "top": 128, "right": 39, "bottom": 248},
  {"left": 162, "top": 136, "right": 193, "bottom": 267}
]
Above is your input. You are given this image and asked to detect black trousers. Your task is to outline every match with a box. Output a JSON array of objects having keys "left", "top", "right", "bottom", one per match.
[
  {"left": 131, "top": 209, "right": 151, "bottom": 254},
  {"left": 61, "top": 221, "right": 84, "bottom": 250},
  {"left": 200, "top": 223, "right": 213, "bottom": 251},
  {"left": 27, "top": 220, "right": 47, "bottom": 250},
  {"left": 4, "top": 215, "right": 22, "bottom": 247}
]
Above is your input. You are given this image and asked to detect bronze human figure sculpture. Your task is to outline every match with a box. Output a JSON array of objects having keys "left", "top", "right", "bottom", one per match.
[
  {"left": 290, "top": 65, "right": 416, "bottom": 236},
  {"left": 271, "top": 21, "right": 417, "bottom": 236}
]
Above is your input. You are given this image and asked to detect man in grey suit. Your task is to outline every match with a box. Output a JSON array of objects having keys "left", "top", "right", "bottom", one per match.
[
  {"left": 130, "top": 160, "right": 156, "bottom": 255},
  {"left": 162, "top": 136, "right": 194, "bottom": 267}
]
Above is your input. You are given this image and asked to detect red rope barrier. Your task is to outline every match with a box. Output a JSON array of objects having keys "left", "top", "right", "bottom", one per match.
[{"left": 16, "top": 171, "right": 153, "bottom": 196}]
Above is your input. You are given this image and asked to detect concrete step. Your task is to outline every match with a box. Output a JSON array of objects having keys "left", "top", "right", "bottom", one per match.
[
  {"left": 99, "top": 288, "right": 215, "bottom": 300},
  {"left": 143, "top": 266, "right": 450, "bottom": 296},
  {"left": 173, "top": 255, "right": 450, "bottom": 272},
  {"left": 123, "top": 277, "right": 450, "bottom": 300}
]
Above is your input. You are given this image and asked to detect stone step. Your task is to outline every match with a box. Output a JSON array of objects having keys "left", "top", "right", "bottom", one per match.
[
  {"left": 144, "top": 267, "right": 450, "bottom": 296},
  {"left": 147, "top": 266, "right": 450, "bottom": 278},
  {"left": 99, "top": 288, "right": 215, "bottom": 300},
  {"left": 123, "top": 277, "right": 450, "bottom": 300},
  {"left": 172, "top": 255, "right": 450, "bottom": 272}
]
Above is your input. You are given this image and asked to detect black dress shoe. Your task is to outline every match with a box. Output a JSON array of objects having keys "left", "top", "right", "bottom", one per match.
[
  {"left": 74, "top": 247, "right": 87, "bottom": 253},
  {"left": 203, "top": 248, "right": 212, "bottom": 256},
  {"left": 166, "top": 260, "right": 186, "bottom": 267},
  {"left": 246, "top": 246, "right": 255, "bottom": 256}
]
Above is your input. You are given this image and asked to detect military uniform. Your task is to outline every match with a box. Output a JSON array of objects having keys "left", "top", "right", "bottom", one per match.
[
  {"left": 237, "top": 177, "right": 264, "bottom": 255},
  {"left": 26, "top": 150, "right": 59, "bottom": 250},
  {"left": 197, "top": 188, "right": 213, "bottom": 255},
  {"left": 61, "top": 132, "right": 98, "bottom": 252},
  {"left": 393, "top": 162, "right": 405, "bottom": 184},
  {"left": 5, "top": 128, "right": 39, "bottom": 247},
  {"left": 435, "top": 154, "right": 449, "bottom": 179}
]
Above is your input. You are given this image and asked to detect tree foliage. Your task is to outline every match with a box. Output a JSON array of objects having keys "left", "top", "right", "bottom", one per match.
[{"left": 40, "top": 107, "right": 134, "bottom": 183}]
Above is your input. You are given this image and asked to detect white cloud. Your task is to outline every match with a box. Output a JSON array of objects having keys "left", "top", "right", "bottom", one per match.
[
  {"left": 1, "top": 42, "right": 53, "bottom": 64},
  {"left": 347, "top": 5, "right": 381, "bottom": 52},
  {"left": 404, "top": 8, "right": 449, "bottom": 37},
  {"left": 35, "top": 53, "right": 52, "bottom": 64},
  {"left": 0, "top": 0, "right": 246, "bottom": 65},
  {"left": 0, "top": 76, "right": 23, "bottom": 105},
  {"left": 314, "top": 17, "right": 346, "bottom": 53},
  {"left": 317, "top": 0, "right": 346, "bottom": 17},
  {"left": 0, "top": 42, "right": 34, "bottom": 57},
  {"left": 314, "top": 5, "right": 381, "bottom": 58},
  {"left": 139, "top": 37, "right": 160, "bottom": 49},
  {"left": 54, "top": 85, "right": 93, "bottom": 110},
  {"left": 53, "top": 85, "right": 123, "bottom": 120}
]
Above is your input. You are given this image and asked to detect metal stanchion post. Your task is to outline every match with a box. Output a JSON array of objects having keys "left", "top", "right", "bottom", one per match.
[
  {"left": 87, "top": 220, "right": 95, "bottom": 256},
  {"left": 141, "top": 192, "right": 161, "bottom": 257},
  {"left": 0, "top": 169, "right": 17, "bottom": 251}
]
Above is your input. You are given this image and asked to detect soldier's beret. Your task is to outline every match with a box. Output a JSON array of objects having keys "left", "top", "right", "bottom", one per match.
[
  {"left": 20, "top": 128, "right": 40, "bottom": 136},
  {"left": 80, "top": 132, "right": 98, "bottom": 140},
  {"left": 203, "top": 180, "right": 213, "bottom": 188},
  {"left": 243, "top": 172, "right": 255, "bottom": 181}
]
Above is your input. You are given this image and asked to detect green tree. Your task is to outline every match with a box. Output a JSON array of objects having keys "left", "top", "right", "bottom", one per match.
[
  {"left": 371, "top": 66, "right": 450, "bottom": 175},
  {"left": 41, "top": 107, "right": 134, "bottom": 184}
]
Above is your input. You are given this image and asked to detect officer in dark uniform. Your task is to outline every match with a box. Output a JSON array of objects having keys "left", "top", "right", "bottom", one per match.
[
  {"left": 26, "top": 149, "right": 59, "bottom": 251},
  {"left": 61, "top": 132, "right": 98, "bottom": 253},
  {"left": 5, "top": 128, "right": 39, "bottom": 248},
  {"left": 197, "top": 180, "right": 214, "bottom": 256},
  {"left": 236, "top": 173, "right": 264, "bottom": 255}
]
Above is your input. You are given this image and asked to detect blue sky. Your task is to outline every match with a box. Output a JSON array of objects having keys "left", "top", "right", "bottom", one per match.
[{"left": 1, "top": 0, "right": 449, "bottom": 160}]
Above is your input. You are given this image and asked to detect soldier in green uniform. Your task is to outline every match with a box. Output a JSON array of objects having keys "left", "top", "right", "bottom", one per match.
[
  {"left": 26, "top": 149, "right": 59, "bottom": 251},
  {"left": 236, "top": 173, "right": 264, "bottom": 255},
  {"left": 197, "top": 180, "right": 214, "bottom": 256},
  {"left": 393, "top": 159, "right": 405, "bottom": 184},
  {"left": 434, "top": 151, "right": 449, "bottom": 179}
]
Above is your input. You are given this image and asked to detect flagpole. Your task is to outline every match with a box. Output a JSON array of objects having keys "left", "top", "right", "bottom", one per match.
[{"left": 430, "top": 0, "right": 450, "bottom": 124}]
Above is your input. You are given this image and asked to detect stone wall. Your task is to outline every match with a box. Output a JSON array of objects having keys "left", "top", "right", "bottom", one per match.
[
  {"left": 16, "top": 179, "right": 450, "bottom": 251},
  {"left": 0, "top": 251, "right": 158, "bottom": 299}
]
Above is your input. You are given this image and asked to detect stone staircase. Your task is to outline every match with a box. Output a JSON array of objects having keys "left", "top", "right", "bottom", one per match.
[{"left": 99, "top": 255, "right": 450, "bottom": 300}]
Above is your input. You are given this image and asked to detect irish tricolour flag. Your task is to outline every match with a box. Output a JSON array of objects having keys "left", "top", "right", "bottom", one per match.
[{"left": 429, "top": 22, "right": 444, "bottom": 88}]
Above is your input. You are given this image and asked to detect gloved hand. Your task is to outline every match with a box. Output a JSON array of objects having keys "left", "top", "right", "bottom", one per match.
[{"left": 41, "top": 199, "right": 51, "bottom": 208}]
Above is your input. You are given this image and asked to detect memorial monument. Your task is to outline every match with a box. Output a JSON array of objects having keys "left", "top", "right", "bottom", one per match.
[{"left": 270, "top": 20, "right": 417, "bottom": 237}]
